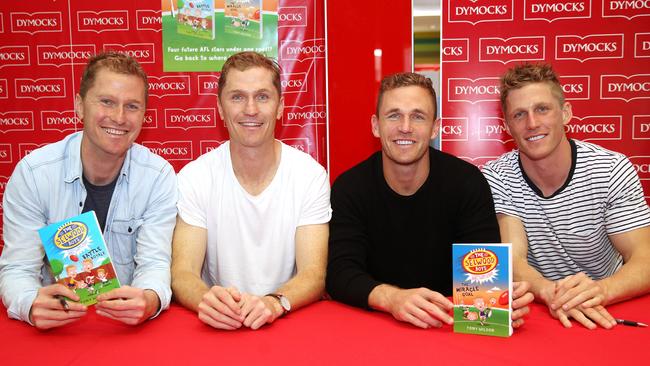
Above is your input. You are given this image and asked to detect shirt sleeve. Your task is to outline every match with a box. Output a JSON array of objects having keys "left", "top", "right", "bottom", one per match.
[
  {"left": 482, "top": 161, "right": 522, "bottom": 220},
  {"left": 325, "top": 176, "right": 382, "bottom": 309},
  {"left": 0, "top": 160, "right": 47, "bottom": 324},
  {"left": 298, "top": 165, "right": 332, "bottom": 227},
  {"left": 454, "top": 167, "right": 501, "bottom": 243},
  {"left": 177, "top": 161, "right": 208, "bottom": 229},
  {"left": 605, "top": 156, "right": 650, "bottom": 234},
  {"left": 130, "top": 162, "right": 178, "bottom": 316}
]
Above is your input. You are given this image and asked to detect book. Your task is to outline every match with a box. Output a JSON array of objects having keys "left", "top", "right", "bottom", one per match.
[
  {"left": 38, "top": 211, "right": 121, "bottom": 306},
  {"left": 176, "top": 0, "right": 216, "bottom": 40},
  {"left": 452, "top": 243, "right": 512, "bottom": 337},
  {"left": 225, "top": 0, "right": 263, "bottom": 39}
]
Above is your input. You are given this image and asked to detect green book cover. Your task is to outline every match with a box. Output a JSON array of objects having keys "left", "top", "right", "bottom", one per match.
[
  {"left": 452, "top": 243, "right": 512, "bottom": 337},
  {"left": 38, "top": 211, "right": 121, "bottom": 306},
  {"left": 225, "top": 0, "right": 263, "bottom": 39},
  {"left": 176, "top": 0, "right": 216, "bottom": 40}
]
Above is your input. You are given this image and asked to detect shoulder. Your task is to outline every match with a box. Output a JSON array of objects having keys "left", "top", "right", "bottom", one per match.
[
  {"left": 575, "top": 140, "right": 626, "bottom": 164},
  {"left": 482, "top": 150, "right": 519, "bottom": 176},
  {"left": 280, "top": 142, "right": 326, "bottom": 175},
  {"left": 332, "top": 151, "right": 379, "bottom": 192},
  {"left": 20, "top": 132, "right": 79, "bottom": 170},
  {"left": 129, "top": 142, "right": 175, "bottom": 174},
  {"left": 178, "top": 142, "right": 229, "bottom": 178}
]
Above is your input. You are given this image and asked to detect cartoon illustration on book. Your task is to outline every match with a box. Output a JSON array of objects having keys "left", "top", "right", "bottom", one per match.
[
  {"left": 176, "top": 0, "right": 215, "bottom": 40},
  {"left": 452, "top": 243, "right": 513, "bottom": 337},
  {"left": 225, "top": 0, "right": 263, "bottom": 39},
  {"left": 38, "top": 211, "right": 121, "bottom": 306}
]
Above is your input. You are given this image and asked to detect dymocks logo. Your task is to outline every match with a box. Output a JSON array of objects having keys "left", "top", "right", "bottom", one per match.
[
  {"left": 283, "top": 105, "right": 326, "bottom": 127},
  {"left": 629, "top": 156, "right": 650, "bottom": 183},
  {"left": 281, "top": 38, "right": 325, "bottom": 62},
  {"left": 148, "top": 75, "right": 190, "bottom": 98},
  {"left": 478, "top": 117, "right": 514, "bottom": 145},
  {"left": 15, "top": 78, "right": 66, "bottom": 100},
  {"left": 278, "top": 7, "right": 308, "bottom": 27},
  {"left": 281, "top": 72, "right": 308, "bottom": 94},
  {"left": 559, "top": 75, "right": 590, "bottom": 100},
  {"left": 0, "top": 144, "right": 12, "bottom": 164},
  {"left": 103, "top": 43, "right": 155, "bottom": 64},
  {"left": 556, "top": 34, "right": 623, "bottom": 62},
  {"left": 77, "top": 10, "right": 129, "bottom": 32},
  {"left": 10, "top": 12, "right": 62, "bottom": 34},
  {"left": 442, "top": 39, "right": 469, "bottom": 63},
  {"left": 448, "top": 0, "right": 513, "bottom": 24},
  {"left": 199, "top": 140, "right": 225, "bottom": 155},
  {"left": 41, "top": 110, "right": 80, "bottom": 132},
  {"left": 603, "top": 0, "right": 650, "bottom": 19},
  {"left": 447, "top": 77, "right": 500, "bottom": 104},
  {"left": 165, "top": 108, "right": 216, "bottom": 130},
  {"left": 440, "top": 118, "right": 468, "bottom": 141},
  {"left": 635, "top": 33, "right": 650, "bottom": 58},
  {"left": 524, "top": 0, "right": 591, "bottom": 22},
  {"left": 479, "top": 36, "right": 545, "bottom": 63},
  {"left": 37, "top": 44, "right": 96, "bottom": 67},
  {"left": 0, "top": 79, "right": 7, "bottom": 99},
  {"left": 0, "top": 111, "right": 34, "bottom": 133},
  {"left": 632, "top": 115, "right": 650, "bottom": 140},
  {"left": 198, "top": 75, "right": 220, "bottom": 96},
  {"left": 601, "top": 74, "right": 650, "bottom": 102},
  {"left": 0, "top": 45, "right": 30, "bottom": 69},
  {"left": 565, "top": 115, "right": 622, "bottom": 141},
  {"left": 136, "top": 10, "right": 161, "bottom": 32},
  {"left": 142, "top": 109, "right": 158, "bottom": 129},
  {"left": 142, "top": 141, "right": 193, "bottom": 161},
  {"left": 281, "top": 138, "right": 310, "bottom": 154}
]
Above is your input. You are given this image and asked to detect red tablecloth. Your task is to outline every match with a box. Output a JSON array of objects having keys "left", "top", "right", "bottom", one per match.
[{"left": 2, "top": 295, "right": 648, "bottom": 365}]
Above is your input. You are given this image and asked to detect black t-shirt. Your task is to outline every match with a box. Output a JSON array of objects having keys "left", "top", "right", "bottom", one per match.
[
  {"left": 82, "top": 175, "right": 118, "bottom": 232},
  {"left": 326, "top": 148, "right": 500, "bottom": 309}
]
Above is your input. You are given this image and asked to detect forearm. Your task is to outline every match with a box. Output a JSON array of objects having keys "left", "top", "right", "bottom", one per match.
[
  {"left": 514, "top": 257, "right": 554, "bottom": 304},
  {"left": 275, "top": 267, "right": 325, "bottom": 312},
  {"left": 599, "top": 253, "right": 650, "bottom": 305},
  {"left": 367, "top": 284, "right": 398, "bottom": 313},
  {"left": 170, "top": 270, "right": 210, "bottom": 312}
]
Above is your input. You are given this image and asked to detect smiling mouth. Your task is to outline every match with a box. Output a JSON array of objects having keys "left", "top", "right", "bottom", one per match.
[
  {"left": 239, "top": 121, "right": 263, "bottom": 127},
  {"left": 526, "top": 134, "right": 545, "bottom": 142},
  {"left": 394, "top": 139, "right": 415, "bottom": 146},
  {"left": 103, "top": 127, "right": 127, "bottom": 136}
]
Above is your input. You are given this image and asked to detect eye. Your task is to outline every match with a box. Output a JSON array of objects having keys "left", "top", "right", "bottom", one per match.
[
  {"left": 100, "top": 98, "right": 114, "bottom": 107},
  {"left": 536, "top": 105, "right": 549, "bottom": 113},
  {"left": 256, "top": 94, "right": 269, "bottom": 101},
  {"left": 386, "top": 113, "right": 400, "bottom": 120},
  {"left": 512, "top": 111, "right": 525, "bottom": 120},
  {"left": 125, "top": 103, "right": 142, "bottom": 112},
  {"left": 411, "top": 113, "right": 426, "bottom": 121},
  {"left": 231, "top": 94, "right": 244, "bottom": 102}
]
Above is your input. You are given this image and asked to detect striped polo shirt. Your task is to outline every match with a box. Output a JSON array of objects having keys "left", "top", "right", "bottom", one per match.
[{"left": 482, "top": 139, "right": 650, "bottom": 280}]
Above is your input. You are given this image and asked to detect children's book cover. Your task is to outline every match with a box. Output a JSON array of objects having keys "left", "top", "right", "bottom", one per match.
[
  {"left": 452, "top": 243, "right": 512, "bottom": 337},
  {"left": 176, "top": 0, "right": 216, "bottom": 40},
  {"left": 225, "top": 0, "right": 263, "bottom": 39},
  {"left": 38, "top": 211, "right": 121, "bottom": 306}
]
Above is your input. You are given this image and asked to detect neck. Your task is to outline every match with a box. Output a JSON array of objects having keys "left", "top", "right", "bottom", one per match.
[
  {"left": 520, "top": 138, "right": 572, "bottom": 197},
  {"left": 382, "top": 151, "right": 430, "bottom": 196},
  {"left": 230, "top": 139, "right": 281, "bottom": 196},
  {"left": 80, "top": 140, "right": 124, "bottom": 186}
]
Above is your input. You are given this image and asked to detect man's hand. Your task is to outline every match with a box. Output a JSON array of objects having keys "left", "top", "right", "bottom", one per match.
[
  {"left": 551, "top": 272, "right": 609, "bottom": 310},
  {"left": 196, "top": 286, "right": 244, "bottom": 330},
  {"left": 550, "top": 304, "right": 616, "bottom": 330},
  {"left": 238, "top": 294, "right": 281, "bottom": 330},
  {"left": 374, "top": 286, "right": 453, "bottom": 329},
  {"left": 29, "top": 284, "right": 87, "bottom": 329},
  {"left": 96, "top": 286, "right": 160, "bottom": 325},
  {"left": 511, "top": 281, "right": 534, "bottom": 328}
]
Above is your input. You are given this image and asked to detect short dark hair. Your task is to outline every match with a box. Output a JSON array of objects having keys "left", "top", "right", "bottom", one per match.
[
  {"left": 218, "top": 51, "right": 281, "bottom": 98},
  {"left": 79, "top": 51, "right": 148, "bottom": 102},
  {"left": 499, "top": 63, "right": 564, "bottom": 113},
  {"left": 376, "top": 72, "right": 437, "bottom": 116}
]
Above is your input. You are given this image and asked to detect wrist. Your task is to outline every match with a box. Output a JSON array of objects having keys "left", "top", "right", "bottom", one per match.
[
  {"left": 143, "top": 289, "right": 161, "bottom": 319},
  {"left": 264, "top": 294, "right": 290, "bottom": 319},
  {"left": 596, "top": 279, "right": 611, "bottom": 306},
  {"left": 368, "top": 284, "right": 396, "bottom": 312}
]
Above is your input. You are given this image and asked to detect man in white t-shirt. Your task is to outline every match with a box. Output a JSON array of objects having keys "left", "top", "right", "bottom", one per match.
[
  {"left": 483, "top": 63, "right": 650, "bottom": 329},
  {"left": 171, "top": 52, "right": 331, "bottom": 330}
]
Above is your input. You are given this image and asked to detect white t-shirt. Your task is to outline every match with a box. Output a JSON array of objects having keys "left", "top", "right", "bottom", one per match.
[
  {"left": 177, "top": 141, "right": 331, "bottom": 295},
  {"left": 483, "top": 140, "right": 650, "bottom": 280}
]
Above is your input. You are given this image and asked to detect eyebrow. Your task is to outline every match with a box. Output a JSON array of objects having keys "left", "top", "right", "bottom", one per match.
[{"left": 383, "top": 107, "right": 428, "bottom": 115}]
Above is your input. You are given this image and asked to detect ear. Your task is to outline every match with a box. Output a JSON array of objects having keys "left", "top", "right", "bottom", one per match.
[
  {"left": 561, "top": 101, "right": 572, "bottom": 126},
  {"left": 276, "top": 96, "right": 284, "bottom": 120},
  {"left": 74, "top": 94, "right": 84, "bottom": 122},
  {"left": 430, "top": 118, "right": 441, "bottom": 140},
  {"left": 216, "top": 96, "right": 224, "bottom": 120},
  {"left": 371, "top": 114, "right": 380, "bottom": 138}
]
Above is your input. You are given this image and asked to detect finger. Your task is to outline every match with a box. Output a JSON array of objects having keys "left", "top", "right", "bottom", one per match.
[
  {"left": 33, "top": 308, "right": 86, "bottom": 322},
  {"left": 580, "top": 296, "right": 604, "bottom": 309},
  {"left": 556, "top": 310, "right": 573, "bottom": 328},
  {"left": 44, "top": 284, "right": 81, "bottom": 302},
  {"left": 416, "top": 297, "right": 453, "bottom": 325},
  {"left": 249, "top": 307, "right": 272, "bottom": 330},
  {"left": 243, "top": 300, "right": 268, "bottom": 328},
  {"left": 512, "top": 281, "right": 531, "bottom": 298},
  {"left": 97, "top": 286, "right": 137, "bottom": 301},
  {"left": 511, "top": 305, "right": 530, "bottom": 322},
  {"left": 581, "top": 307, "right": 613, "bottom": 329},
  {"left": 400, "top": 311, "right": 431, "bottom": 329},
  {"left": 34, "top": 317, "right": 84, "bottom": 330},
  {"left": 568, "top": 308, "right": 596, "bottom": 330},
  {"left": 512, "top": 291, "right": 534, "bottom": 310},
  {"left": 426, "top": 291, "right": 454, "bottom": 311},
  {"left": 561, "top": 287, "right": 599, "bottom": 311},
  {"left": 512, "top": 318, "right": 525, "bottom": 329},
  {"left": 226, "top": 287, "right": 242, "bottom": 302},
  {"left": 96, "top": 297, "right": 142, "bottom": 312},
  {"left": 203, "top": 291, "right": 241, "bottom": 320},
  {"left": 213, "top": 288, "right": 241, "bottom": 315},
  {"left": 592, "top": 305, "right": 616, "bottom": 328},
  {"left": 407, "top": 304, "right": 442, "bottom": 328},
  {"left": 239, "top": 294, "right": 257, "bottom": 320},
  {"left": 198, "top": 301, "right": 242, "bottom": 329},
  {"left": 198, "top": 309, "right": 241, "bottom": 330}
]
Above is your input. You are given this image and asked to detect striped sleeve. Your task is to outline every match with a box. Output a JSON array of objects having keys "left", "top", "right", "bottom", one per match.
[
  {"left": 605, "top": 155, "right": 650, "bottom": 234},
  {"left": 482, "top": 156, "right": 522, "bottom": 219}
]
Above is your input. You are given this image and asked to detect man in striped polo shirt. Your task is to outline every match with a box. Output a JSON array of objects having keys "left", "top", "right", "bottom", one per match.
[{"left": 483, "top": 63, "right": 650, "bottom": 329}]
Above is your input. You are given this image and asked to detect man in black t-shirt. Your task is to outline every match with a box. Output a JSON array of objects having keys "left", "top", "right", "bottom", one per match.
[{"left": 326, "top": 72, "right": 534, "bottom": 329}]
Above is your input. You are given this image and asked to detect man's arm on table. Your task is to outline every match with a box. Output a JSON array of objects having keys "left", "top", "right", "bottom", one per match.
[
  {"left": 96, "top": 164, "right": 177, "bottom": 325},
  {"left": 240, "top": 223, "right": 329, "bottom": 330},
  {"left": 171, "top": 217, "right": 244, "bottom": 330},
  {"left": 498, "top": 213, "right": 615, "bottom": 329}
]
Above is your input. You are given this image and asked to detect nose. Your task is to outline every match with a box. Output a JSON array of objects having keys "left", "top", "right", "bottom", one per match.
[
  {"left": 112, "top": 105, "right": 127, "bottom": 125},
  {"left": 398, "top": 117, "right": 413, "bottom": 133},
  {"left": 244, "top": 97, "right": 258, "bottom": 115},
  {"left": 525, "top": 111, "right": 540, "bottom": 130}
]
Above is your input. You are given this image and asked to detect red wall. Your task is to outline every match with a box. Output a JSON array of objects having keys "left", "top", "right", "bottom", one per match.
[{"left": 326, "top": 1, "right": 412, "bottom": 182}]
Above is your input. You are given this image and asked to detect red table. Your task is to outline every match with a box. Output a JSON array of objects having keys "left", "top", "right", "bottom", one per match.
[{"left": 2, "top": 295, "right": 648, "bottom": 365}]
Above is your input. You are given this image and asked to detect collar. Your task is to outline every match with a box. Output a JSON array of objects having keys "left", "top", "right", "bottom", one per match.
[{"left": 63, "top": 131, "right": 131, "bottom": 184}]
